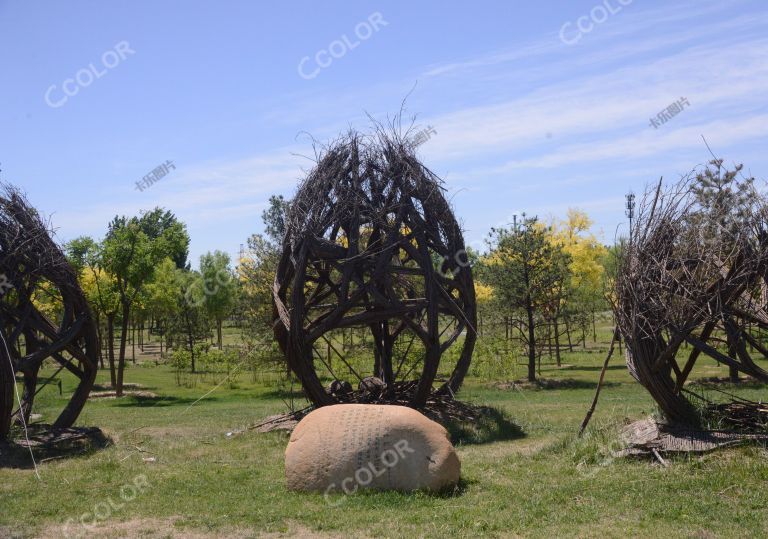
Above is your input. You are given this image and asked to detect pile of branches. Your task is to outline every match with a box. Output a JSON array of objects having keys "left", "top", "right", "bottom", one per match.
[
  {"left": 327, "top": 379, "right": 486, "bottom": 424},
  {"left": 615, "top": 161, "right": 768, "bottom": 423},
  {"left": 249, "top": 379, "right": 489, "bottom": 434},
  {"left": 272, "top": 126, "right": 477, "bottom": 409},
  {"left": 0, "top": 184, "right": 98, "bottom": 440},
  {"left": 704, "top": 400, "right": 768, "bottom": 433}
]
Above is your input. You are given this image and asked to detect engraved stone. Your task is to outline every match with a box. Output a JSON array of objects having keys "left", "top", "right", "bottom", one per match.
[{"left": 285, "top": 404, "right": 460, "bottom": 492}]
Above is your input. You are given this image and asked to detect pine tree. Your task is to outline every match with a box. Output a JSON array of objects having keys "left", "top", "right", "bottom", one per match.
[{"left": 480, "top": 215, "right": 571, "bottom": 382}]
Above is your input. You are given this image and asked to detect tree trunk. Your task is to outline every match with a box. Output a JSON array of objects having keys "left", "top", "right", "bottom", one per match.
[
  {"left": 0, "top": 336, "right": 15, "bottom": 439},
  {"left": 554, "top": 317, "right": 562, "bottom": 367},
  {"left": 526, "top": 298, "right": 536, "bottom": 382},
  {"left": 187, "top": 313, "right": 196, "bottom": 373},
  {"left": 116, "top": 301, "right": 131, "bottom": 397},
  {"left": 217, "top": 318, "right": 223, "bottom": 349},
  {"left": 106, "top": 313, "right": 117, "bottom": 388},
  {"left": 729, "top": 365, "right": 740, "bottom": 383},
  {"left": 95, "top": 312, "right": 105, "bottom": 369},
  {"left": 592, "top": 311, "right": 597, "bottom": 342},
  {"left": 547, "top": 323, "right": 553, "bottom": 358},
  {"left": 565, "top": 317, "right": 573, "bottom": 352}
]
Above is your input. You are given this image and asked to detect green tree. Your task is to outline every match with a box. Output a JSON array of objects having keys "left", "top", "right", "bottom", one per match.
[
  {"left": 102, "top": 211, "right": 190, "bottom": 395},
  {"left": 65, "top": 236, "right": 98, "bottom": 275},
  {"left": 239, "top": 233, "right": 281, "bottom": 340},
  {"left": 199, "top": 250, "right": 236, "bottom": 348},
  {"left": 552, "top": 209, "right": 608, "bottom": 350},
  {"left": 690, "top": 160, "right": 754, "bottom": 382},
  {"left": 145, "top": 257, "right": 181, "bottom": 356},
  {"left": 136, "top": 208, "right": 190, "bottom": 269},
  {"left": 480, "top": 215, "right": 571, "bottom": 382},
  {"left": 168, "top": 271, "right": 211, "bottom": 373},
  {"left": 68, "top": 240, "right": 121, "bottom": 384},
  {"left": 261, "top": 195, "right": 290, "bottom": 245},
  {"left": 239, "top": 195, "right": 291, "bottom": 342}
]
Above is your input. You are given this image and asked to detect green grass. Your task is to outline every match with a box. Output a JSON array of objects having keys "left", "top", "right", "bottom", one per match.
[{"left": 2, "top": 327, "right": 768, "bottom": 538}]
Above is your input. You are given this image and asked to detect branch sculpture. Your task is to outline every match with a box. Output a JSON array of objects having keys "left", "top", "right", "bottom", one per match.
[
  {"left": 0, "top": 185, "right": 99, "bottom": 439},
  {"left": 614, "top": 162, "right": 768, "bottom": 423},
  {"left": 272, "top": 130, "right": 477, "bottom": 409}
]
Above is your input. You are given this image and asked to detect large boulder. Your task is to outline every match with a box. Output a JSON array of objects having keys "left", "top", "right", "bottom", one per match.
[{"left": 285, "top": 404, "right": 460, "bottom": 493}]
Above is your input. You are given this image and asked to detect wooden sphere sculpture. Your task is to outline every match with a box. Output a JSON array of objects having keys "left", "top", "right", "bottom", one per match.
[
  {"left": 272, "top": 132, "right": 477, "bottom": 408},
  {"left": 0, "top": 186, "right": 98, "bottom": 439},
  {"left": 615, "top": 167, "right": 768, "bottom": 423}
]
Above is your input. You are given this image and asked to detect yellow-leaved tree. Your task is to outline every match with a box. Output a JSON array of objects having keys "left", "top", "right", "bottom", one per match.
[{"left": 551, "top": 209, "right": 608, "bottom": 354}]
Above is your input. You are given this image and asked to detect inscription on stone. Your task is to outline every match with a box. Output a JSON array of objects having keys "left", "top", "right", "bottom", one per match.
[{"left": 285, "top": 403, "right": 460, "bottom": 492}]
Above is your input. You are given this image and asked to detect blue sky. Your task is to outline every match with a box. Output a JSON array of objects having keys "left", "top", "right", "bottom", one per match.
[{"left": 2, "top": 0, "right": 767, "bottom": 267}]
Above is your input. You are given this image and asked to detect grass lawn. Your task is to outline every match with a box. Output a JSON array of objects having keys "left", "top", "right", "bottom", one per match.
[{"left": 1, "top": 328, "right": 767, "bottom": 538}]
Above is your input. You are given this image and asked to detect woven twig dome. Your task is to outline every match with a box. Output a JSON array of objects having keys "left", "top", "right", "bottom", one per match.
[
  {"left": 0, "top": 185, "right": 98, "bottom": 439},
  {"left": 272, "top": 131, "right": 477, "bottom": 408},
  {"left": 615, "top": 167, "right": 768, "bottom": 423}
]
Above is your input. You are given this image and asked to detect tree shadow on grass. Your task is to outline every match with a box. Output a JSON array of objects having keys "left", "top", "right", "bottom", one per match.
[
  {"left": 494, "top": 378, "right": 619, "bottom": 391},
  {"left": 561, "top": 365, "right": 625, "bottom": 373},
  {"left": 689, "top": 376, "right": 768, "bottom": 389},
  {"left": 260, "top": 387, "right": 310, "bottom": 400},
  {"left": 442, "top": 405, "right": 526, "bottom": 446},
  {"left": 92, "top": 382, "right": 157, "bottom": 391},
  {"left": 111, "top": 395, "right": 221, "bottom": 408},
  {"left": 0, "top": 425, "right": 111, "bottom": 470}
]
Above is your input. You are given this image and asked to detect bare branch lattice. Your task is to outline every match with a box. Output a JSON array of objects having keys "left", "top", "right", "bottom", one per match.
[
  {"left": 0, "top": 185, "right": 98, "bottom": 439},
  {"left": 615, "top": 163, "right": 768, "bottom": 422},
  {"left": 272, "top": 130, "right": 477, "bottom": 408}
]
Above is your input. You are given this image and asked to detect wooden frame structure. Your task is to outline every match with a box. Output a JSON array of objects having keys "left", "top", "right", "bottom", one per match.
[
  {"left": 0, "top": 186, "right": 98, "bottom": 439},
  {"left": 272, "top": 132, "right": 477, "bottom": 408},
  {"left": 615, "top": 169, "right": 768, "bottom": 423}
]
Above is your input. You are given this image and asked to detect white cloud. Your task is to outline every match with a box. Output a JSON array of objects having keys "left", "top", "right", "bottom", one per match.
[
  {"left": 49, "top": 147, "right": 307, "bottom": 241},
  {"left": 51, "top": 1, "right": 768, "bottom": 256},
  {"left": 405, "top": 25, "right": 768, "bottom": 196}
]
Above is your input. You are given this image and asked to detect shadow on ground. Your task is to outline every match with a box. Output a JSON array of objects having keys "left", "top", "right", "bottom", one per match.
[
  {"left": 111, "top": 395, "right": 221, "bottom": 408},
  {"left": 688, "top": 376, "right": 768, "bottom": 389},
  {"left": 407, "top": 476, "right": 475, "bottom": 498},
  {"left": 558, "top": 364, "right": 626, "bottom": 373},
  {"left": 443, "top": 405, "right": 525, "bottom": 445},
  {"left": 494, "top": 378, "right": 620, "bottom": 391},
  {"left": 92, "top": 382, "right": 156, "bottom": 391},
  {"left": 260, "top": 387, "right": 311, "bottom": 400},
  {"left": 0, "top": 425, "right": 111, "bottom": 470}
]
